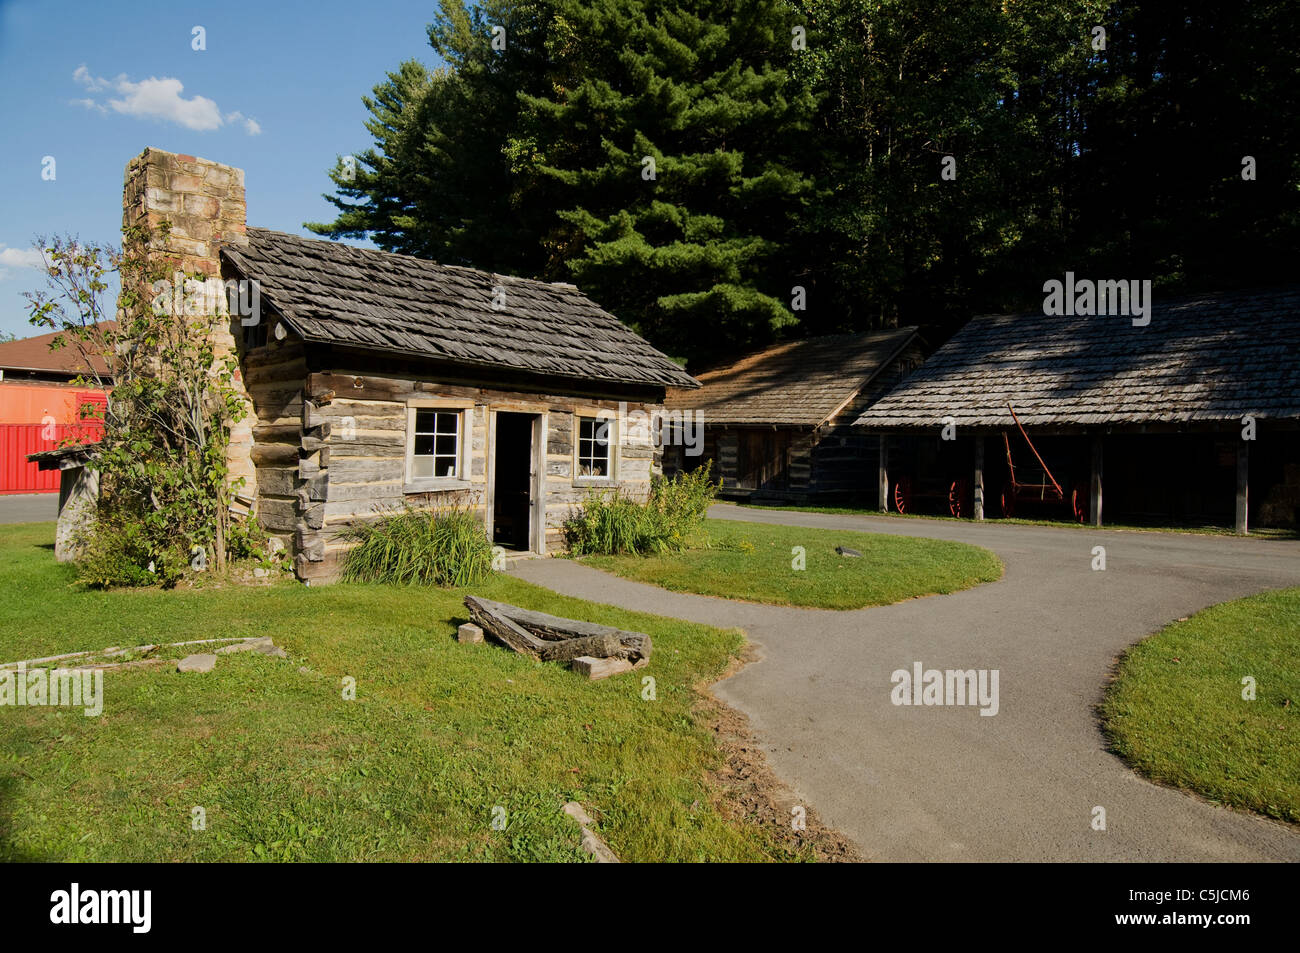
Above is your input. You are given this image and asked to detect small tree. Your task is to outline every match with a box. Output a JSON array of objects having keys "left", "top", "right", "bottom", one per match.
[{"left": 24, "top": 224, "right": 248, "bottom": 585}]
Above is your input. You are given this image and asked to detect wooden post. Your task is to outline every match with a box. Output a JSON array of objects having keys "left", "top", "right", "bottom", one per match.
[
  {"left": 1236, "top": 440, "right": 1249, "bottom": 535},
  {"left": 1089, "top": 434, "right": 1103, "bottom": 527},
  {"left": 973, "top": 435, "right": 985, "bottom": 521},
  {"left": 878, "top": 436, "right": 889, "bottom": 512}
]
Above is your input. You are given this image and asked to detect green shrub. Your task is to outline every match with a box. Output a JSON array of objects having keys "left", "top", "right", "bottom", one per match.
[
  {"left": 226, "top": 517, "right": 269, "bottom": 562},
  {"left": 651, "top": 462, "right": 718, "bottom": 527},
  {"left": 565, "top": 463, "right": 718, "bottom": 556},
  {"left": 76, "top": 510, "right": 184, "bottom": 589},
  {"left": 341, "top": 504, "right": 494, "bottom": 587}
]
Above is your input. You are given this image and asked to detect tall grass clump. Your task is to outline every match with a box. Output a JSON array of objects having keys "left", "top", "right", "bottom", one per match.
[
  {"left": 342, "top": 504, "right": 494, "bottom": 587},
  {"left": 566, "top": 462, "right": 718, "bottom": 556}
]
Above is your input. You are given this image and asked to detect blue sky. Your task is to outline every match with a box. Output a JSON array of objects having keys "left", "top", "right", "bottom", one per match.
[{"left": 0, "top": 0, "right": 446, "bottom": 337}]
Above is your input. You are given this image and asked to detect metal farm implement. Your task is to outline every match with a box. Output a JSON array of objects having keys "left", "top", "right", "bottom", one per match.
[{"left": 1000, "top": 403, "right": 1087, "bottom": 522}]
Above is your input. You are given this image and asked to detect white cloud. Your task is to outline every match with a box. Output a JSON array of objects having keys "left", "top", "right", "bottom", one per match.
[
  {"left": 0, "top": 245, "right": 46, "bottom": 281},
  {"left": 224, "top": 110, "right": 262, "bottom": 136},
  {"left": 72, "top": 65, "right": 261, "bottom": 135},
  {"left": 72, "top": 65, "right": 108, "bottom": 93}
]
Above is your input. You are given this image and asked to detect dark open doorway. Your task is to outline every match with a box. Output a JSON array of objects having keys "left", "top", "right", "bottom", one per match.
[
  {"left": 493, "top": 412, "right": 536, "bottom": 550},
  {"left": 736, "top": 428, "right": 792, "bottom": 490}
]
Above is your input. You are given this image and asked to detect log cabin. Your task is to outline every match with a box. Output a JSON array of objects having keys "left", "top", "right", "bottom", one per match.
[
  {"left": 123, "top": 147, "right": 698, "bottom": 583},
  {"left": 661, "top": 329, "right": 923, "bottom": 504}
]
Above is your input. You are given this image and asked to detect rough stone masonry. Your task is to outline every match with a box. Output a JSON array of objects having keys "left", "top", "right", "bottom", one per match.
[{"left": 121, "top": 147, "right": 257, "bottom": 497}]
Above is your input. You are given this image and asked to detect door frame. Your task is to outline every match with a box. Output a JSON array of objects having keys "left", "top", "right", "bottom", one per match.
[{"left": 485, "top": 407, "right": 547, "bottom": 555}]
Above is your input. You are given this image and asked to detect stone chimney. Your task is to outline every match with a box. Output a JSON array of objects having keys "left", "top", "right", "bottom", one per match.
[{"left": 121, "top": 148, "right": 256, "bottom": 497}]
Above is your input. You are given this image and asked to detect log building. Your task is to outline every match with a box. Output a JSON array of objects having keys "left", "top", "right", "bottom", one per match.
[
  {"left": 663, "top": 329, "right": 922, "bottom": 503},
  {"left": 124, "top": 148, "right": 697, "bottom": 583}
]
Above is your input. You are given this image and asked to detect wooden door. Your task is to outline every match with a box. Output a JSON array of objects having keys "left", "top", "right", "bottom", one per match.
[{"left": 737, "top": 429, "right": 791, "bottom": 489}]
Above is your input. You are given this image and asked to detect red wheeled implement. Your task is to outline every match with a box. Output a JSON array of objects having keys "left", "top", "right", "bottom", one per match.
[
  {"left": 893, "top": 474, "right": 973, "bottom": 518},
  {"left": 1000, "top": 403, "right": 1088, "bottom": 522}
]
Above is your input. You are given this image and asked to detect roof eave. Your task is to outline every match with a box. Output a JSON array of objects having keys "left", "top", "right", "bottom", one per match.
[
  {"left": 222, "top": 246, "right": 698, "bottom": 393},
  {"left": 814, "top": 328, "right": 920, "bottom": 428}
]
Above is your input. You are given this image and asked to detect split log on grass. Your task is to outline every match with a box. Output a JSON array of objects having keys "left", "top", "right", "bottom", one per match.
[
  {"left": 463, "top": 596, "right": 651, "bottom": 664},
  {"left": 464, "top": 597, "right": 549, "bottom": 658},
  {"left": 538, "top": 634, "right": 623, "bottom": 663}
]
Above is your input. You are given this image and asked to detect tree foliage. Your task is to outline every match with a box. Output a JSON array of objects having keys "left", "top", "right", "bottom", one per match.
[{"left": 313, "top": 0, "right": 1300, "bottom": 363}]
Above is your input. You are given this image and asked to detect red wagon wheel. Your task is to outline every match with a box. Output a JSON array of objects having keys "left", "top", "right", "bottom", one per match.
[
  {"left": 894, "top": 477, "right": 913, "bottom": 514},
  {"left": 1000, "top": 482, "right": 1016, "bottom": 518},
  {"left": 1071, "top": 483, "right": 1089, "bottom": 523},
  {"left": 948, "top": 479, "right": 969, "bottom": 518}
]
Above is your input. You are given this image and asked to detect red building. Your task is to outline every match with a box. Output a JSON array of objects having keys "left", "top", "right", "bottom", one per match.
[{"left": 0, "top": 327, "right": 110, "bottom": 494}]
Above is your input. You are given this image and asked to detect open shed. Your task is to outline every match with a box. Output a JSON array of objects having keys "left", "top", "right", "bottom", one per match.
[{"left": 854, "top": 287, "right": 1300, "bottom": 533}]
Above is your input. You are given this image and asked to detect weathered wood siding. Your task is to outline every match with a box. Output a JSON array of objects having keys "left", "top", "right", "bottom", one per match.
[
  {"left": 242, "top": 335, "right": 308, "bottom": 545},
  {"left": 269, "top": 370, "right": 663, "bottom": 582},
  {"left": 810, "top": 341, "right": 925, "bottom": 497}
]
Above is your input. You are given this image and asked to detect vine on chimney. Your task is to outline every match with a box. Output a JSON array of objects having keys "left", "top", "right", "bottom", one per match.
[{"left": 24, "top": 222, "right": 255, "bottom": 586}]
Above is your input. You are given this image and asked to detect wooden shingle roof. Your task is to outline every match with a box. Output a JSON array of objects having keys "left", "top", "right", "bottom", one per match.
[
  {"left": 664, "top": 328, "right": 919, "bottom": 426},
  {"left": 855, "top": 286, "right": 1300, "bottom": 431},
  {"left": 221, "top": 228, "right": 697, "bottom": 390}
]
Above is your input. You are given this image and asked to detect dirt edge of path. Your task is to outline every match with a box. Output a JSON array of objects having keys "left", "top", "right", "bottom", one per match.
[{"left": 695, "top": 644, "right": 864, "bottom": 862}]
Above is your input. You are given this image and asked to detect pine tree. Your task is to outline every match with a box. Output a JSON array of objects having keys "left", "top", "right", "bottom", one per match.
[
  {"left": 312, "top": 0, "right": 817, "bottom": 367},
  {"left": 510, "top": 0, "right": 817, "bottom": 364},
  {"left": 306, "top": 1, "right": 557, "bottom": 276}
]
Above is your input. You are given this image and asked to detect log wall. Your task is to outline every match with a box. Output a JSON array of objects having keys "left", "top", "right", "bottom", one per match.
[
  {"left": 273, "top": 370, "right": 663, "bottom": 582},
  {"left": 243, "top": 335, "right": 308, "bottom": 546}
]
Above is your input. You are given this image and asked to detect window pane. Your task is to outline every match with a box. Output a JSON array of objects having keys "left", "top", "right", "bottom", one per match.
[
  {"left": 576, "top": 416, "right": 612, "bottom": 478},
  {"left": 411, "top": 409, "right": 464, "bottom": 482}
]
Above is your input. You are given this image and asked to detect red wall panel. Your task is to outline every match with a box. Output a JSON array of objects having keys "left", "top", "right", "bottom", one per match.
[{"left": 0, "top": 422, "right": 104, "bottom": 494}]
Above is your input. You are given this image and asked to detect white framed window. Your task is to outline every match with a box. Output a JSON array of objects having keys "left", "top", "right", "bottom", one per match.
[
  {"left": 406, "top": 400, "right": 472, "bottom": 489},
  {"left": 575, "top": 415, "right": 615, "bottom": 481}
]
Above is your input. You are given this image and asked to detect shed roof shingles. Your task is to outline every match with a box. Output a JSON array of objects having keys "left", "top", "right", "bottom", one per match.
[
  {"left": 664, "top": 327, "right": 918, "bottom": 426},
  {"left": 221, "top": 228, "right": 697, "bottom": 390},
  {"left": 855, "top": 287, "right": 1300, "bottom": 429}
]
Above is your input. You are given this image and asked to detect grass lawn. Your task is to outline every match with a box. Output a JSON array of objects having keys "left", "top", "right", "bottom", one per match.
[
  {"left": 734, "top": 501, "right": 1300, "bottom": 539},
  {"left": 1100, "top": 587, "right": 1300, "bottom": 824},
  {"left": 0, "top": 522, "right": 816, "bottom": 862},
  {"left": 579, "top": 518, "right": 1002, "bottom": 610}
]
